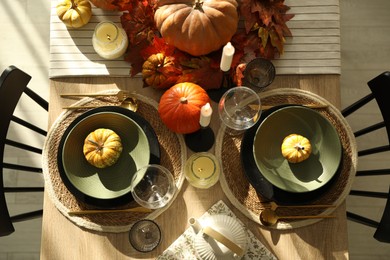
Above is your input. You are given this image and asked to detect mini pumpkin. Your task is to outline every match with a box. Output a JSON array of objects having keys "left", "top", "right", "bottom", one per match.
[
  {"left": 56, "top": 0, "right": 92, "bottom": 29},
  {"left": 142, "top": 53, "right": 176, "bottom": 89},
  {"left": 83, "top": 128, "right": 123, "bottom": 168},
  {"left": 158, "top": 82, "right": 210, "bottom": 134},
  {"left": 154, "top": 0, "right": 239, "bottom": 56},
  {"left": 281, "top": 134, "right": 312, "bottom": 163}
]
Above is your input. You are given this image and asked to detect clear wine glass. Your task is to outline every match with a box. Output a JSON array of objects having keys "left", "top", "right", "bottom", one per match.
[
  {"left": 218, "top": 86, "right": 262, "bottom": 135},
  {"left": 129, "top": 219, "right": 161, "bottom": 252},
  {"left": 130, "top": 164, "right": 176, "bottom": 209}
]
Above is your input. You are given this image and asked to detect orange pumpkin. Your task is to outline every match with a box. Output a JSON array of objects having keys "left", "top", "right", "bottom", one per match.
[
  {"left": 154, "top": 0, "right": 239, "bottom": 56},
  {"left": 142, "top": 53, "right": 176, "bottom": 89},
  {"left": 158, "top": 82, "right": 210, "bottom": 134}
]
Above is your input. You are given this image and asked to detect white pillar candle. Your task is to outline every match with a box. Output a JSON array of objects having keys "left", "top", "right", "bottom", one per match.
[
  {"left": 220, "top": 42, "right": 235, "bottom": 72},
  {"left": 92, "top": 21, "right": 129, "bottom": 60},
  {"left": 199, "top": 102, "right": 212, "bottom": 127}
]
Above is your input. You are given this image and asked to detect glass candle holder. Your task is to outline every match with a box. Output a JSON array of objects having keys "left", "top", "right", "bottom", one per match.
[
  {"left": 92, "top": 21, "right": 129, "bottom": 60},
  {"left": 185, "top": 152, "right": 220, "bottom": 189},
  {"left": 243, "top": 58, "right": 275, "bottom": 91}
]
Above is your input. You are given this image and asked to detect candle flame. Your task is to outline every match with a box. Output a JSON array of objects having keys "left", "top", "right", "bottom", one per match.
[{"left": 106, "top": 34, "right": 111, "bottom": 41}]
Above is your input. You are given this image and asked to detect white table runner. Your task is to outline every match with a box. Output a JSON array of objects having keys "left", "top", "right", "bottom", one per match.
[{"left": 49, "top": 0, "right": 340, "bottom": 78}]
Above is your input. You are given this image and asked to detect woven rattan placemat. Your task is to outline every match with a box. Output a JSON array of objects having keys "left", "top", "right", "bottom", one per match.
[
  {"left": 216, "top": 88, "right": 357, "bottom": 229},
  {"left": 42, "top": 91, "right": 186, "bottom": 233}
]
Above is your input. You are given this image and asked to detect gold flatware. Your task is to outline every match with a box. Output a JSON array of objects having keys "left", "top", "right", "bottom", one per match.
[
  {"left": 261, "top": 104, "right": 328, "bottom": 110},
  {"left": 60, "top": 90, "right": 130, "bottom": 102},
  {"left": 259, "top": 201, "right": 336, "bottom": 211},
  {"left": 68, "top": 206, "right": 152, "bottom": 215},
  {"left": 259, "top": 209, "right": 335, "bottom": 227},
  {"left": 63, "top": 97, "right": 138, "bottom": 112}
]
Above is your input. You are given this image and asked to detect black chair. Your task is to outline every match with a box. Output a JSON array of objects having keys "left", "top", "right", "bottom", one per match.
[
  {"left": 0, "top": 66, "right": 48, "bottom": 236},
  {"left": 342, "top": 71, "right": 390, "bottom": 243}
]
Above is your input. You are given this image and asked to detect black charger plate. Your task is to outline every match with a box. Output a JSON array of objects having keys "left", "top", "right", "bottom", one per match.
[
  {"left": 240, "top": 105, "right": 341, "bottom": 205},
  {"left": 57, "top": 106, "right": 161, "bottom": 208}
]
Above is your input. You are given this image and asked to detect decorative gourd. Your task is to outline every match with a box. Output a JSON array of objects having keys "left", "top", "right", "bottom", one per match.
[
  {"left": 56, "top": 0, "right": 92, "bottom": 29},
  {"left": 154, "top": 0, "right": 239, "bottom": 56},
  {"left": 158, "top": 82, "right": 210, "bottom": 134},
  {"left": 142, "top": 53, "right": 175, "bottom": 89},
  {"left": 281, "top": 134, "right": 312, "bottom": 163},
  {"left": 83, "top": 128, "right": 123, "bottom": 168}
]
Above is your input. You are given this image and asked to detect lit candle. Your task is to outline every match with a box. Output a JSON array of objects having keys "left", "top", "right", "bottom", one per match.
[
  {"left": 92, "top": 21, "right": 129, "bottom": 60},
  {"left": 184, "top": 152, "right": 220, "bottom": 189},
  {"left": 220, "top": 42, "right": 235, "bottom": 72},
  {"left": 199, "top": 102, "right": 212, "bottom": 127}
]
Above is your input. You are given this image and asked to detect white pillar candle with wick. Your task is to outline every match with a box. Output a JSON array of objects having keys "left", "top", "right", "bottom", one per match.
[
  {"left": 220, "top": 42, "right": 235, "bottom": 72},
  {"left": 199, "top": 102, "right": 212, "bottom": 127},
  {"left": 92, "top": 21, "right": 129, "bottom": 60}
]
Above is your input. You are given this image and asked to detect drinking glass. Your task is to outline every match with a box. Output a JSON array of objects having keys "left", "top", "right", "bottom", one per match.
[
  {"left": 129, "top": 219, "right": 161, "bottom": 252},
  {"left": 243, "top": 58, "right": 275, "bottom": 91},
  {"left": 130, "top": 164, "right": 176, "bottom": 209},
  {"left": 218, "top": 86, "right": 262, "bottom": 134}
]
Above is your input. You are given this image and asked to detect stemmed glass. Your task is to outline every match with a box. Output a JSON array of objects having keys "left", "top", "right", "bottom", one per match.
[
  {"left": 130, "top": 164, "right": 176, "bottom": 209},
  {"left": 218, "top": 86, "right": 262, "bottom": 135}
]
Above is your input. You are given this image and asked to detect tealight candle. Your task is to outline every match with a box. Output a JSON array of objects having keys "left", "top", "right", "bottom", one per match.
[
  {"left": 92, "top": 21, "right": 129, "bottom": 60},
  {"left": 199, "top": 102, "right": 212, "bottom": 127},
  {"left": 184, "top": 152, "right": 220, "bottom": 189},
  {"left": 220, "top": 42, "right": 235, "bottom": 72}
]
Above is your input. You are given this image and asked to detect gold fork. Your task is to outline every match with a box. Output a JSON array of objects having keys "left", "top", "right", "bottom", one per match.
[{"left": 60, "top": 90, "right": 130, "bottom": 102}]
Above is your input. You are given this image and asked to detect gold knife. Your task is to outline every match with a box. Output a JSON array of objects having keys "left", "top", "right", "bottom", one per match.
[
  {"left": 252, "top": 104, "right": 328, "bottom": 111},
  {"left": 68, "top": 207, "right": 152, "bottom": 215}
]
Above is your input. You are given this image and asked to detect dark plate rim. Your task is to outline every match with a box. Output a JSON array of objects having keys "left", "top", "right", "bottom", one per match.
[
  {"left": 241, "top": 105, "right": 342, "bottom": 205},
  {"left": 57, "top": 106, "right": 161, "bottom": 208},
  {"left": 252, "top": 105, "right": 342, "bottom": 193}
]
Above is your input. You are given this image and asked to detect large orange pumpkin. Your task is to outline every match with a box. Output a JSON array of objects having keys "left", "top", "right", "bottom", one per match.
[
  {"left": 158, "top": 82, "right": 210, "bottom": 134},
  {"left": 154, "top": 0, "right": 239, "bottom": 56}
]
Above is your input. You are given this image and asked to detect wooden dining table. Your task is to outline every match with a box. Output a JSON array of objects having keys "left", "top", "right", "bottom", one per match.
[{"left": 39, "top": 73, "right": 353, "bottom": 260}]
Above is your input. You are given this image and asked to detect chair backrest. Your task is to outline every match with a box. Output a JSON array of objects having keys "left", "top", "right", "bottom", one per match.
[
  {"left": 342, "top": 71, "right": 390, "bottom": 243},
  {"left": 0, "top": 66, "right": 48, "bottom": 236}
]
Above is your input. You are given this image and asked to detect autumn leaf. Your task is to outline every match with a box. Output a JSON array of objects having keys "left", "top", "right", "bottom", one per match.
[
  {"left": 120, "top": 1, "right": 156, "bottom": 46},
  {"left": 124, "top": 38, "right": 151, "bottom": 76},
  {"left": 177, "top": 56, "right": 223, "bottom": 90},
  {"left": 239, "top": 0, "right": 294, "bottom": 59},
  {"left": 140, "top": 37, "right": 177, "bottom": 59},
  {"left": 89, "top": 0, "right": 121, "bottom": 11}
]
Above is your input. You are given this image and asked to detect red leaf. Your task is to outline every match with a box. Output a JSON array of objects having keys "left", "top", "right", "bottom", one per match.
[
  {"left": 120, "top": 1, "right": 156, "bottom": 46},
  {"left": 124, "top": 39, "right": 151, "bottom": 76},
  {"left": 140, "top": 37, "right": 176, "bottom": 59}
]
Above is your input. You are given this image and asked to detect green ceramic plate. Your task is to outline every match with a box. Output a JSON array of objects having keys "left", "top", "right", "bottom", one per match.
[
  {"left": 253, "top": 106, "right": 342, "bottom": 193},
  {"left": 61, "top": 111, "right": 150, "bottom": 201}
]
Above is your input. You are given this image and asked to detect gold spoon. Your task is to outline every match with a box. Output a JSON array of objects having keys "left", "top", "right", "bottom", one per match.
[
  {"left": 260, "top": 201, "right": 336, "bottom": 211},
  {"left": 63, "top": 97, "right": 138, "bottom": 112},
  {"left": 259, "top": 209, "right": 336, "bottom": 227}
]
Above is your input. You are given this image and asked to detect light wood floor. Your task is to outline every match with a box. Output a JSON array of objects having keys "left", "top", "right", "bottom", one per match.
[{"left": 1, "top": 0, "right": 389, "bottom": 259}]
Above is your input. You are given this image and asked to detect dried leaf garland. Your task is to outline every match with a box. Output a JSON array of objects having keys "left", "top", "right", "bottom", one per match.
[{"left": 92, "top": 0, "right": 294, "bottom": 87}]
